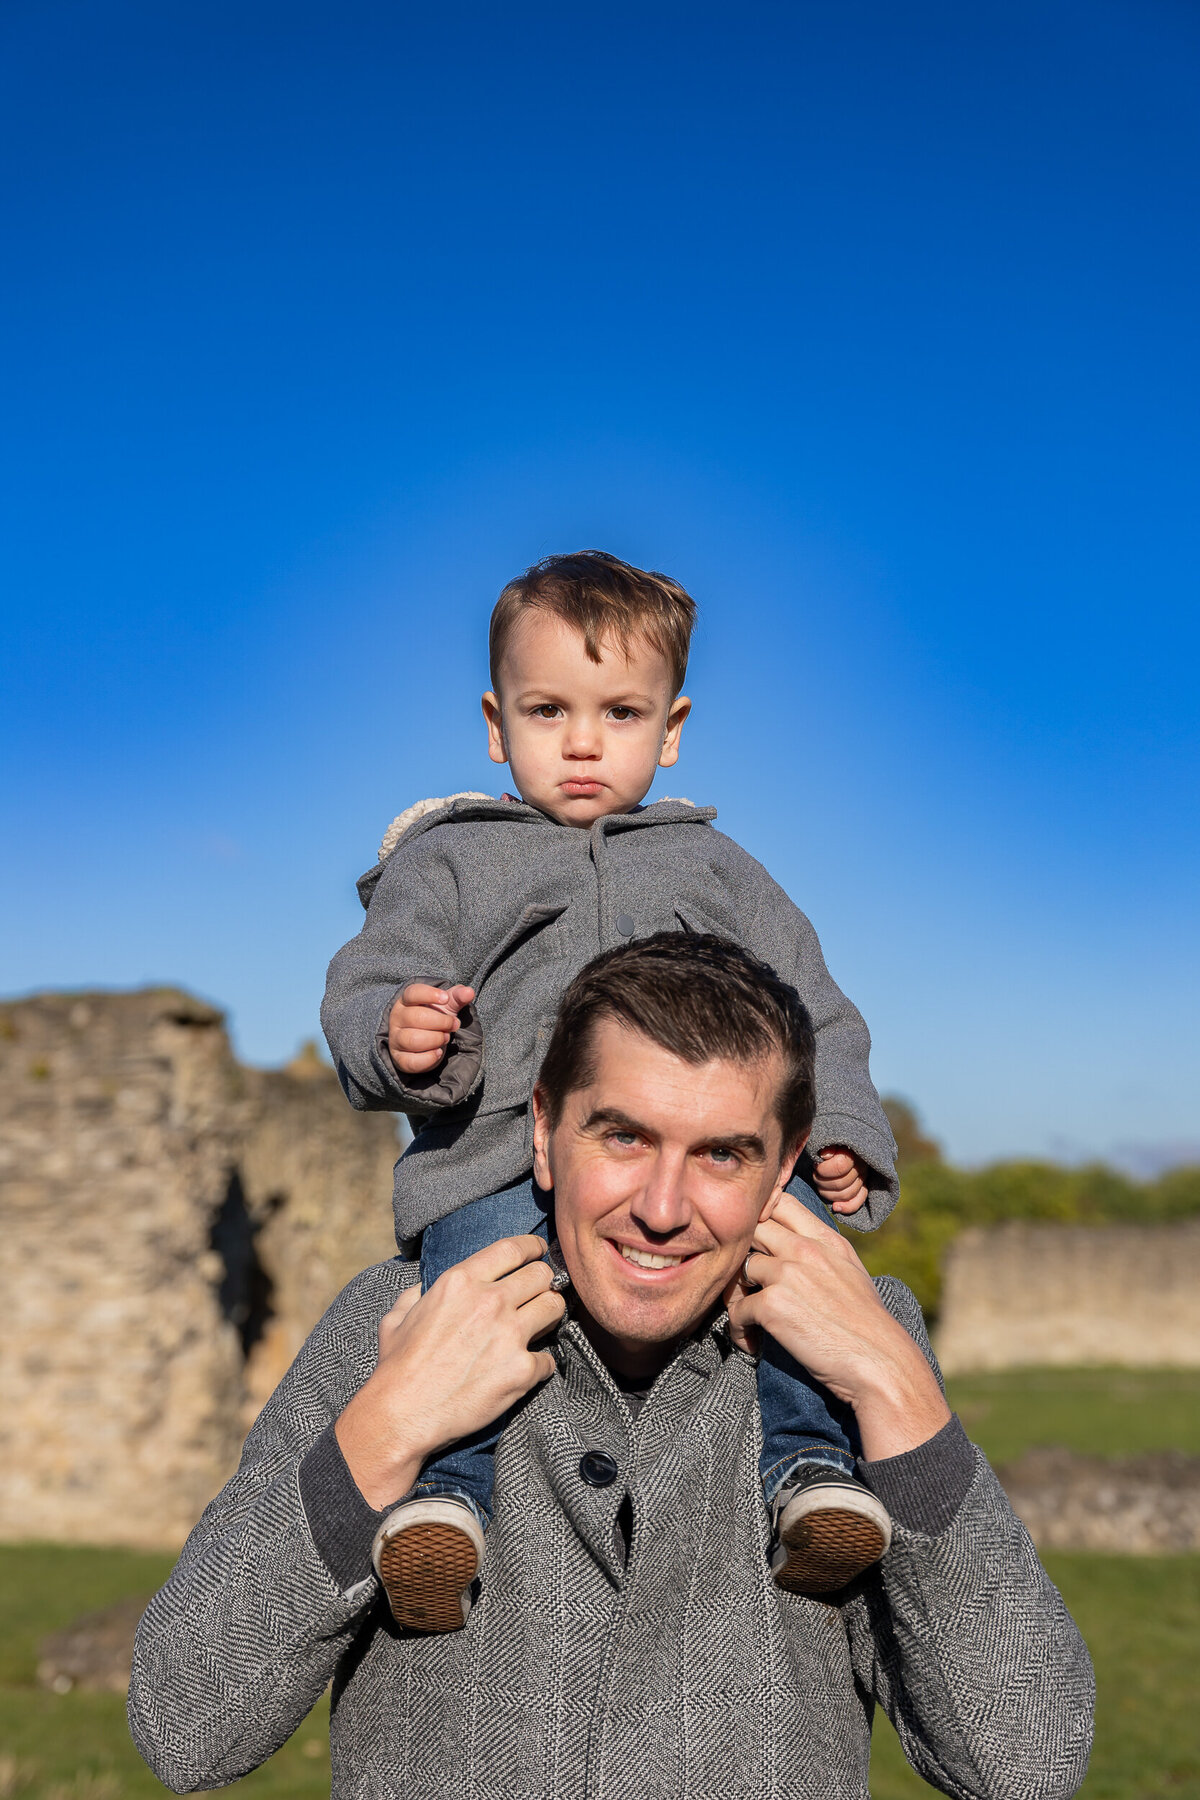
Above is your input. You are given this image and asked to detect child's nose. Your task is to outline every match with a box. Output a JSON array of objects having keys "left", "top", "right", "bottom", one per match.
[{"left": 563, "top": 719, "right": 602, "bottom": 757}]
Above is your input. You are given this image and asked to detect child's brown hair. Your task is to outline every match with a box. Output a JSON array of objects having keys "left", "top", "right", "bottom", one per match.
[{"left": 489, "top": 551, "right": 696, "bottom": 697}]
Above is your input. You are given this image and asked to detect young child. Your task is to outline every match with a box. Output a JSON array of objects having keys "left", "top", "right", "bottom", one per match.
[{"left": 322, "top": 551, "right": 900, "bottom": 1631}]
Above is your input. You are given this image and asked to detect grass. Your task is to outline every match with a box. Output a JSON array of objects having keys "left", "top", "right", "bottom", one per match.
[
  {"left": 0, "top": 1692, "right": 330, "bottom": 1800},
  {"left": 869, "top": 1554, "right": 1200, "bottom": 1799},
  {"left": 868, "top": 1367, "right": 1200, "bottom": 1797},
  {"left": 0, "top": 1547, "right": 329, "bottom": 1800},
  {"left": 1, "top": 1369, "right": 1197, "bottom": 1798},
  {"left": 944, "top": 1366, "right": 1200, "bottom": 1464}
]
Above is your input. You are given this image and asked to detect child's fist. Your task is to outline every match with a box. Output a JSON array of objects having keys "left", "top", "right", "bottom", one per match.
[
  {"left": 387, "top": 983, "right": 476, "bottom": 1075},
  {"left": 812, "top": 1147, "right": 870, "bottom": 1215}
]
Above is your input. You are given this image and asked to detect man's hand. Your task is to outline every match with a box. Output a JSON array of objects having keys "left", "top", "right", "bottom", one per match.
[
  {"left": 387, "top": 982, "right": 476, "bottom": 1075},
  {"left": 726, "top": 1195, "right": 950, "bottom": 1462},
  {"left": 812, "top": 1146, "right": 869, "bottom": 1215},
  {"left": 335, "top": 1235, "right": 565, "bottom": 1509}
]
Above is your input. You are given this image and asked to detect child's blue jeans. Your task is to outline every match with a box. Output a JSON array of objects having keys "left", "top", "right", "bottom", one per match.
[{"left": 414, "top": 1173, "right": 859, "bottom": 1528}]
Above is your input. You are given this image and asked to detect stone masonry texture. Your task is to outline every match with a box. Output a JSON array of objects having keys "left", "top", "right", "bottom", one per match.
[
  {"left": 4, "top": 986, "right": 1196, "bottom": 1556},
  {"left": 936, "top": 1220, "right": 1200, "bottom": 1374},
  {"left": 0, "top": 988, "right": 397, "bottom": 1549}
]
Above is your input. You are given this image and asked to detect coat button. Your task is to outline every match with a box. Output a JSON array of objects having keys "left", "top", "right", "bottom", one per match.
[
  {"left": 616, "top": 913, "right": 635, "bottom": 937},
  {"left": 579, "top": 1451, "right": 619, "bottom": 1487}
]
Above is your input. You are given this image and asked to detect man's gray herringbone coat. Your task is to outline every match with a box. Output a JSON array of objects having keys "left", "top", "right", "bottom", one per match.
[
  {"left": 320, "top": 797, "right": 900, "bottom": 1241},
  {"left": 128, "top": 1261, "right": 1094, "bottom": 1800}
]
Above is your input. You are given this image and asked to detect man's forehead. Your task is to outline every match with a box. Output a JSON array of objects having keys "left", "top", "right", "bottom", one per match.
[{"left": 573, "top": 1017, "right": 784, "bottom": 1135}]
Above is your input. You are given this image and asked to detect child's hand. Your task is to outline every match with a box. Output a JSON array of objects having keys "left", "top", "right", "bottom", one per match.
[
  {"left": 812, "top": 1147, "right": 870, "bottom": 1215},
  {"left": 387, "top": 983, "right": 476, "bottom": 1075}
]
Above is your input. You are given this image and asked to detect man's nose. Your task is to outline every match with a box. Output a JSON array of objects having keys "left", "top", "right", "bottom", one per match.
[{"left": 629, "top": 1149, "right": 692, "bottom": 1235}]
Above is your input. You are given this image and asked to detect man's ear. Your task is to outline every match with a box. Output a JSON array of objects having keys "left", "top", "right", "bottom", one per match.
[
  {"left": 531, "top": 1085, "right": 553, "bottom": 1190},
  {"left": 657, "top": 694, "right": 691, "bottom": 769},
  {"left": 761, "top": 1135, "right": 807, "bottom": 1219},
  {"left": 481, "top": 691, "right": 508, "bottom": 766}
]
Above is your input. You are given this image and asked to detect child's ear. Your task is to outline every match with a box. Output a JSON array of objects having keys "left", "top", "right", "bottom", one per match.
[
  {"left": 658, "top": 694, "right": 691, "bottom": 769},
  {"left": 482, "top": 691, "right": 508, "bottom": 766}
]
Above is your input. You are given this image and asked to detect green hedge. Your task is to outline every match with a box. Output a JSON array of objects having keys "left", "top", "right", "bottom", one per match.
[{"left": 855, "top": 1103, "right": 1200, "bottom": 1318}]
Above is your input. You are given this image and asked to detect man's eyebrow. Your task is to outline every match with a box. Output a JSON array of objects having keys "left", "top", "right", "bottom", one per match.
[
  {"left": 581, "top": 1110, "right": 767, "bottom": 1160},
  {"left": 582, "top": 1106, "right": 653, "bottom": 1137},
  {"left": 699, "top": 1132, "right": 767, "bottom": 1161}
]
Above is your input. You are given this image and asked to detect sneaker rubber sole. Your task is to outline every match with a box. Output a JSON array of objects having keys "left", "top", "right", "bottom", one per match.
[
  {"left": 772, "top": 1505, "right": 890, "bottom": 1595},
  {"left": 374, "top": 1507, "right": 483, "bottom": 1632}
]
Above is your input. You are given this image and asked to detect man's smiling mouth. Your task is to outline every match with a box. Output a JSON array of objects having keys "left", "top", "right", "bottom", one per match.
[{"left": 617, "top": 1243, "right": 688, "bottom": 1270}]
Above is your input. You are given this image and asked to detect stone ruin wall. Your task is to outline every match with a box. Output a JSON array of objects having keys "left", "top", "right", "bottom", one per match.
[
  {"left": 0, "top": 988, "right": 398, "bottom": 1550},
  {"left": 935, "top": 1219, "right": 1200, "bottom": 1374},
  {"left": 5, "top": 985, "right": 1199, "bottom": 1551}
]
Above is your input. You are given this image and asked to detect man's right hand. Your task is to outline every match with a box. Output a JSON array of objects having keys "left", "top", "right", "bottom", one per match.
[
  {"left": 387, "top": 982, "right": 476, "bottom": 1074},
  {"left": 334, "top": 1236, "right": 565, "bottom": 1509}
]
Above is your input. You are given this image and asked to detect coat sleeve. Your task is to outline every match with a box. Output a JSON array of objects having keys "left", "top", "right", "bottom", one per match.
[
  {"left": 320, "top": 833, "right": 484, "bottom": 1116},
  {"left": 719, "top": 842, "right": 898, "bottom": 1226},
  {"left": 843, "top": 1280, "right": 1095, "bottom": 1800},
  {"left": 127, "top": 1260, "right": 412, "bottom": 1794}
]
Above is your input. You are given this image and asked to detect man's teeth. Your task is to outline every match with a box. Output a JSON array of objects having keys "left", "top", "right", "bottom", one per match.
[{"left": 619, "top": 1244, "right": 684, "bottom": 1270}]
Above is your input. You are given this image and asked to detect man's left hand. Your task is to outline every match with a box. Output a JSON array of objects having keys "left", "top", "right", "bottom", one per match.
[
  {"left": 726, "top": 1194, "right": 950, "bottom": 1462},
  {"left": 812, "top": 1146, "right": 869, "bottom": 1214}
]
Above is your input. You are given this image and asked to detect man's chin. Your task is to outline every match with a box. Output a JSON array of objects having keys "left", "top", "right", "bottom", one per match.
[{"left": 579, "top": 1264, "right": 728, "bottom": 1350}]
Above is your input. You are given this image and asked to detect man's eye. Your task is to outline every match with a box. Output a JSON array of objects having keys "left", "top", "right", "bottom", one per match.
[
  {"left": 708, "top": 1146, "right": 739, "bottom": 1167},
  {"left": 609, "top": 1131, "right": 640, "bottom": 1148}
]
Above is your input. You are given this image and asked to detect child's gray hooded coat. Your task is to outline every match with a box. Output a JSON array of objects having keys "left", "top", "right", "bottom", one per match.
[{"left": 321, "top": 795, "right": 899, "bottom": 1243}]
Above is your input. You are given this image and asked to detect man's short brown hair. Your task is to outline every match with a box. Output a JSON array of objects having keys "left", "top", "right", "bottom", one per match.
[
  {"left": 536, "top": 932, "right": 816, "bottom": 1153},
  {"left": 489, "top": 551, "right": 696, "bottom": 697}
]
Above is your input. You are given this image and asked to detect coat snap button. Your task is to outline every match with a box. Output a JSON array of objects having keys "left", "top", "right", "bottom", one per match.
[
  {"left": 616, "top": 913, "right": 635, "bottom": 937},
  {"left": 579, "top": 1451, "right": 619, "bottom": 1487}
]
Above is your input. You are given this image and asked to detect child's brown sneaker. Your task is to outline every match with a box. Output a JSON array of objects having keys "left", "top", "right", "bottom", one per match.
[
  {"left": 770, "top": 1465, "right": 892, "bottom": 1595},
  {"left": 371, "top": 1496, "right": 485, "bottom": 1632}
]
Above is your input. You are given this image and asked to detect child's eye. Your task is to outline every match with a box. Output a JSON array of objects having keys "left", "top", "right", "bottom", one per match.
[
  {"left": 608, "top": 706, "right": 637, "bottom": 721},
  {"left": 532, "top": 704, "right": 562, "bottom": 720}
]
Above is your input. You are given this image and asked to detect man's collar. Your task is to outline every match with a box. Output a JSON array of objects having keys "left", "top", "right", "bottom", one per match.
[{"left": 545, "top": 1237, "right": 572, "bottom": 1291}]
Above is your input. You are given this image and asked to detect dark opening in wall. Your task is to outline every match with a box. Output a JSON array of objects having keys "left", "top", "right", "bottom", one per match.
[{"left": 209, "top": 1169, "right": 277, "bottom": 1358}]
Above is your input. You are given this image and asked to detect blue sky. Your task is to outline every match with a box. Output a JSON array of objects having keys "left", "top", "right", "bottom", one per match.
[{"left": 2, "top": 0, "right": 1197, "bottom": 1167}]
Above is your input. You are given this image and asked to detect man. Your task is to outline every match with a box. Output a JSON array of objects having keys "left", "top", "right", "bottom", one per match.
[{"left": 129, "top": 935, "right": 1094, "bottom": 1800}]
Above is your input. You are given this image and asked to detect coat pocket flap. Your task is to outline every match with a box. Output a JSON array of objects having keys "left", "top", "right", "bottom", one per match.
[{"left": 469, "top": 905, "right": 568, "bottom": 992}]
